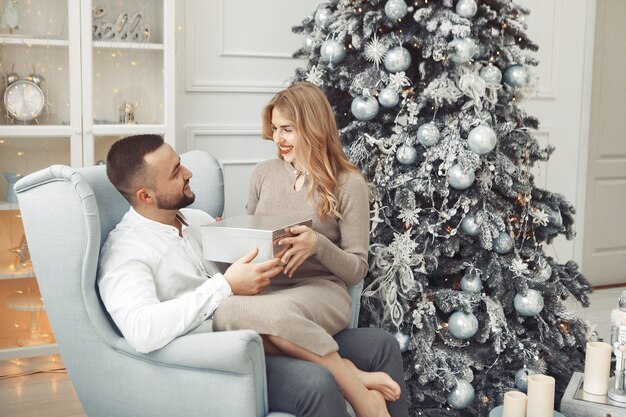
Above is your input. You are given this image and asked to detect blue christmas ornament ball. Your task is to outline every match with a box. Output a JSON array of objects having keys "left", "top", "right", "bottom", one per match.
[
  {"left": 394, "top": 331, "right": 410, "bottom": 353},
  {"left": 314, "top": 7, "right": 332, "bottom": 28},
  {"left": 351, "top": 96, "right": 379, "bottom": 121},
  {"left": 384, "top": 0, "right": 408, "bottom": 20},
  {"left": 515, "top": 367, "right": 538, "bottom": 392},
  {"left": 514, "top": 289, "right": 544, "bottom": 316},
  {"left": 448, "top": 311, "right": 479, "bottom": 339},
  {"left": 460, "top": 272, "right": 483, "bottom": 294},
  {"left": 535, "top": 263, "right": 552, "bottom": 282},
  {"left": 449, "top": 38, "right": 477, "bottom": 63},
  {"left": 417, "top": 122, "right": 440, "bottom": 147},
  {"left": 503, "top": 64, "right": 529, "bottom": 87},
  {"left": 492, "top": 231, "right": 514, "bottom": 254},
  {"left": 320, "top": 39, "right": 346, "bottom": 65},
  {"left": 448, "top": 164, "right": 475, "bottom": 190},
  {"left": 480, "top": 64, "right": 502, "bottom": 84},
  {"left": 456, "top": 0, "right": 478, "bottom": 18},
  {"left": 384, "top": 46, "right": 411, "bottom": 73},
  {"left": 378, "top": 88, "right": 400, "bottom": 107},
  {"left": 396, "top": 144, "right": 418, "bottom": 165},
  {"left": 461, "top": 215, "right": 480, "bottom": 236},
  {"left": 467, "top": 125, "right": 497, "bottom": 155},
  {"left": 448, "top": 378, "right": 475, "bottom": 409},
  {"left": 302, "top": 35, "right": 315, "bottom": 52}
]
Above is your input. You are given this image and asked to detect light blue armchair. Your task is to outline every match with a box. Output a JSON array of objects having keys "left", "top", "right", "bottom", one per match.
[{"left": 15, "top": 150, "right": 362, "bottom": 417}]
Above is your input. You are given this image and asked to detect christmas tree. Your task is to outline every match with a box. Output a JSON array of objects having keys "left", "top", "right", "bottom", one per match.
[{"left": 291, "top": 0, "right": 592, "bottom": 415}]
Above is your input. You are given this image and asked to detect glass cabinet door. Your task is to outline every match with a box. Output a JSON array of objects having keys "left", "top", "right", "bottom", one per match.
[
  {"left": 82, "top": 0, "right": 174, "bottom": 166},
  {"left": 0, "top": 0, "right": 79, "bottom": 129}
]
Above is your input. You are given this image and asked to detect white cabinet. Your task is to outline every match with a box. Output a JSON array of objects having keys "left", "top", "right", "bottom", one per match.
[{"left": 0, "top": 0, "right": 175, "bottom": 360}]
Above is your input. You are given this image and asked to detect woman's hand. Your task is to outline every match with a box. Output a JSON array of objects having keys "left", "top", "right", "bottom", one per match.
[{"left": 278, "top": 225, "right": 317, "bottom": 277}]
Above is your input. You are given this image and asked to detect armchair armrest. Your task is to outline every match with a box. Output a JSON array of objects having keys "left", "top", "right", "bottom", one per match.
[{"left": 112, "top": 329, "right": 268, "bottom": 417}]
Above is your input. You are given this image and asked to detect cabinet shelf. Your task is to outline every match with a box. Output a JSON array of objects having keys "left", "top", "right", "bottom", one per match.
[
  {"left": 0, "top": 36, "right": 69, "bottom": 47},
  {"left": 92, "top": 123, "right": 167, "bottom": 136},
  {"left": 0, "top": 202, "right": 19, "bottom": 211},
  {"left": 0, "top": 264, "right": 35, "bottom": 280},
  {"left": 0, "top": 342, "right": 58, "bottom": 361},
  {"left": 0, "top": 126, "right": 74, "bottom": 137},
  {"left": 93, "top": 40, "right": 164, "bottom": 50}
]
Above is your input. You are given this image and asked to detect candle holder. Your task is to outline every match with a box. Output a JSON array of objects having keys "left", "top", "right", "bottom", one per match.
[
  {"left": 5, "top": 292, "right": 53, "bottom": 346},
  {"left": 608, "top": 290, "right": 626, "bottom": 405},
  {"left": 488, "top": 405, "right": 565, "bottom": 417}
]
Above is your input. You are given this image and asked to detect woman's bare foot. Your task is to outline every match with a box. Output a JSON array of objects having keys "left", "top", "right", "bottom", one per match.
[
  {"left": 354, "top": 389, "right": 391, "bottom": 417},
  {"left": 343, "top": 358, "right": 401, "bottom": 401}
]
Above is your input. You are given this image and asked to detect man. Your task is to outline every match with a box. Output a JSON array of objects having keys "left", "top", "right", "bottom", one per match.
[{"left": 98, "top": 134, "right": 408, "bottom": 417}]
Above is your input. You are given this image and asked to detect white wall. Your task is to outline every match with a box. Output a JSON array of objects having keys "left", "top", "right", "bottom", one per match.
[
  {"left": 175, "top": 0, "right": 319, "bottom": 217},
  {"left": 176, "top": 0, "right": 595, "bottom": 265}
]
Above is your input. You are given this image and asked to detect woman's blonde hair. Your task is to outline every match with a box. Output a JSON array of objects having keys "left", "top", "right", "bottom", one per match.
[{"left": 262, "top": 82, "right": 361, "bottom": 218}]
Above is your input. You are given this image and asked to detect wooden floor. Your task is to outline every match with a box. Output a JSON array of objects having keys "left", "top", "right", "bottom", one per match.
[{"left": 0, "top": 287, "right": 621, "bottom": 417}]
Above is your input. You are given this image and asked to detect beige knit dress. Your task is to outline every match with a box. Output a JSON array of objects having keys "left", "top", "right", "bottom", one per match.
[{"left": 212, "top": 159, "right": 370, "bottom": 356}]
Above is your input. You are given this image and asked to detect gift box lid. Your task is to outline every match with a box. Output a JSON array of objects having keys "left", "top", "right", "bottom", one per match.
[{"left": 202, "top": 214, "right": 313, "bottom": 239}]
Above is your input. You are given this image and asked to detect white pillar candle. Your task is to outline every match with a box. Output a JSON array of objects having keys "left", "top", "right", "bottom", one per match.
[
  {"left": 526, "top": 374, "right": 555, "bottom": 417},
  {"left": 583, "top": 341, "right": 612, "bottom": 395},
  {"left": 502, "top": 390, "right": 527, "bottom": 417}
]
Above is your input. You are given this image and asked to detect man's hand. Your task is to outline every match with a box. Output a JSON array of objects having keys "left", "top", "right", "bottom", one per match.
[
  {"left": 224, "top": 247, "right": 283, "bottom": 295},
  {"left": 277, "top": 225, "right": 317, "bottom": 278}
]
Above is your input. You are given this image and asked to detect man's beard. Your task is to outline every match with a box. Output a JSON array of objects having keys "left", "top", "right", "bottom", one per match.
[{"left": 156, "top": 190, "right": 196, "bottom": 210}]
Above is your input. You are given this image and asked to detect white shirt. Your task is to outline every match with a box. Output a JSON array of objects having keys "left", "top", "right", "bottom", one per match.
[{"left": 97, "top": 207, "right": 232, "bottom": 353}]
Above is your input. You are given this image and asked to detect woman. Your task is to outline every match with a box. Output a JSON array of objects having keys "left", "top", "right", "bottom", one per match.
[{"left": 213, "top": 82, "right": 402, "bottom": 417}]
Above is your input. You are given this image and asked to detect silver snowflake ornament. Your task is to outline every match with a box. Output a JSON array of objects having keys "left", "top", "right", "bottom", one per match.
[
  {"left": 388, "top": 71, "right": 411, "bottom": 91},
  {"left": 509, "top": 258, "right": 530, "bottom": 277},
  {"left": 364, "top": 34, "right": 388, "bottom": 68},
  {"left": 305, "top": 65, "right": 324, "bottom": 86},
  {"left": 530, "top": 208, "right": 550, "bottom": 226}
]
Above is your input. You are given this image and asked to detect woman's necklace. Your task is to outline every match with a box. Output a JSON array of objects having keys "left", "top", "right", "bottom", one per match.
[{"left": 292, "top": 168, "right": 308, "bottom": 191}]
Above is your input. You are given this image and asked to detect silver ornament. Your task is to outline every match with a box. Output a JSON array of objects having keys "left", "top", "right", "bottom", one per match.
[
  {"left": 448, "top": 311, "right": 478, "bottom": 339},
  {"left": 461, "top": 271, "right": 483, "bottom": 294},
  {"left": 473, "top": 42, "right": 487, "bottom": 60},
  {"left": 384, "top": 0, "right": 408, "bottom": 20},
  {"left": 394, "top": 331, "right": 410, "bottom": 353},
  {"left": 515, "top": 367, "right": 538, "bottom": 392},
  {"left": 449, "top": 38, "right": 476, "bottom": 64},
  {"left": 396, "top": 144, "right": 418, "bottom": 165},
  {"left": 448, "top": 164, "right": 475, "bottom": 190},
  {"left": 384, "top": 46, "right": 411, "bottom": 73},
  {"left": 456, "top": 0, "right": 478, "bottom": 18},
  {"left": 448, "top": 378, "right": 475, "bottom": 409},
  {"left": 320, "top": 39, "right": 346, "bottom": 65},
  {"left": 535, "top": 263, "right": 552, "bottom": 281},
  {"left": 461, "top": 215, "right": 480, "bottom": 236},
  {"left": 302, "top": 35, "right": 315, "bottom": 52},
  {"left": 480, "top": 64, "right": 502, "bottom": 84},
  {"left": 514, "top": 289, "right": 544, "bottom": 316},
  {"left": 467, "top": 125, "right": 497, "bottom": 155},
  {"left": 342, "top": 144, "right": 350, "bottom": 155},
  {"left": 351, "top": 95, "right": 379, "bottom": 121},
  {"left": 417, "top": 122, "right": 440, "bottom": 147},
  {"left": 314, "top": 7, "right": 332, "bottom": 29},
  {"left": 503, "top": 64, "right": 529, "bottom": 87},
  {"left": 492, "top": 231, "right": 513, "bottom": 254},
  {"left": 378, "top": 88, "right": 399, "bottom": 107}
]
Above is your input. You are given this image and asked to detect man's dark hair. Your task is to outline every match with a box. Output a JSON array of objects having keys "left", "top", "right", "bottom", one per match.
[{"left": 106, "top": 134, "right": 164, "bottom": 203}]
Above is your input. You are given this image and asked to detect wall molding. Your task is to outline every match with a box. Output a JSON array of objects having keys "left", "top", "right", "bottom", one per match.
[
  {"left": 184, "top": 124, "right": 261, "bottom": 151},
  {"left": 530, "top": 0, "right": 560, "bottom": 100},
  {"left": 184, "top": 0, "right": 303, "bottom": 93}
]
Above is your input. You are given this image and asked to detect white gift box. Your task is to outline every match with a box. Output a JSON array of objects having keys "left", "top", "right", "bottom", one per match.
[{"left": 202, "top": 214, "right": 312, "bottom": 263}]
